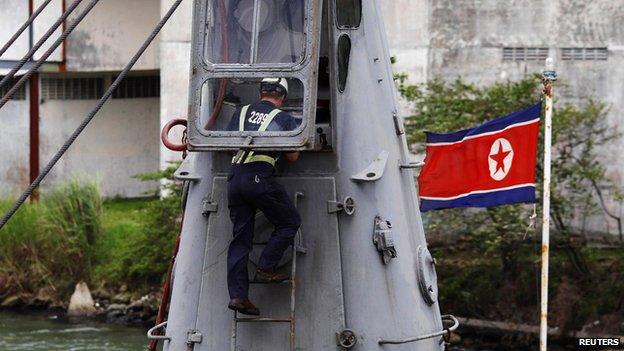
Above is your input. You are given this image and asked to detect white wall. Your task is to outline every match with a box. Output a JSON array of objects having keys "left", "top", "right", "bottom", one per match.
[
  {"left": 0, "top": 99, "right": 30, "bottom": 199},
  {"left": 0, "top": 0, "right": 30, "bottom": 61},
  {"left": 66, "top": 0, "right": 160, "bottom": 71},
  {"left": 39, "top": 96, "right": 160, "bottom": 198},
  {"left": 33, "top": 0, "right": 63, "bottom": 62},
  {"left": 159, "top": 0, "right": 192, "bottom": 169}
]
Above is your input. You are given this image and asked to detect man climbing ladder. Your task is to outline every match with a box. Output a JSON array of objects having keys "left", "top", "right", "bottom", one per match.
[{"left": 225, "top": 78, "right": 302, "bottom": 316}]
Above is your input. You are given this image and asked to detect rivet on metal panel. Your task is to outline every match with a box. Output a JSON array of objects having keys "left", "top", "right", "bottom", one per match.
[{"left": 336, "top": 329, "right": 357, "bottom": 349}]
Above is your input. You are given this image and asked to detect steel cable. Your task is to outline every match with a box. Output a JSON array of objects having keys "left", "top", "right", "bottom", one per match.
[
  {"left": 0, "top": 0, "right": 84, "bottom": 90},
  {"left": 0, "top": 0, "right": 185, "bottom": 230},
  {"left": 0, "top": 0, "right": 99, "bottom": 109},
  {"left": 0, "top": 0, "right": 55, "bottom": 58}
]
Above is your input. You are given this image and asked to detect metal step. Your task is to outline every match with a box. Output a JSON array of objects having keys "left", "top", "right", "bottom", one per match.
[
  {"left": 249, "top": 279, "right": 292, "bottom": 285},
  {"left": 231, "top": 192, "right": 304, "bottom": 351},
  {"left": 234, "top": 317, "right": 292, "bottom": 323}
]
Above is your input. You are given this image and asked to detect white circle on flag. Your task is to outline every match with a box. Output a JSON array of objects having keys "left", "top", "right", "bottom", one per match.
[{"left": 488, "top": 138, "right": 514, "bottom": 181}]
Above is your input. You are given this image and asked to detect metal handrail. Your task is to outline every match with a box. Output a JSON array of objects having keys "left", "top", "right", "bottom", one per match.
[
  {"left": 147, "top": 321, "right": 171, "bottom": 341},
  {"left": 378, "top": 314, "right": 459, "bottom": 345}
]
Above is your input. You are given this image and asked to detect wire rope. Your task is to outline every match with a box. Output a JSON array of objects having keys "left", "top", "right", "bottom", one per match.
[
  {"left": 0, "top": 0, "right": 55, "bottom": 58},
  {"left": 0, "top": 0, "right": 100, "bottom": 109},
  {"left": 0, "top": 0, "right": 84, "bottom": 90},
  {"left": 0, "top": 0, "right": 185, "bottom": 230}
]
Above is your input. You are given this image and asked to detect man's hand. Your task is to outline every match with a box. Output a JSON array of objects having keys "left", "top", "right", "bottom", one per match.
[{"left": 284, "top": 151, "right": 300, "bottom": 163}]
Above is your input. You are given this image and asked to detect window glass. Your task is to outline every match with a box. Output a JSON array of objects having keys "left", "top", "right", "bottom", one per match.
[
  {"left": 199, "top": 77, "right": 304, "bottom": 132},
  {"left": 337, "top": 35, "right": 351, "bottom": 92},
  {"left": 335, "top": 0, "right": 361, "bottom": 28},
  {"left": 205, "top": 0, "right": 306, "bottom": 65}
]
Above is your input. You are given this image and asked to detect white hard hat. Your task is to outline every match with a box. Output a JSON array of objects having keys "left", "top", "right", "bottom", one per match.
[{"left": 261, "top": 77, "right": 289, "bottom": 96}]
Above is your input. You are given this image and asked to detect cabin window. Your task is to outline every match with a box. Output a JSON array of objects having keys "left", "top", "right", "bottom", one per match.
[
  {"left": 199, "top": 77, "right": 305, "bottom": 134},
  {"left": 337, "top": 35, "right": 351, "bottom": 92},
  {"left": 205, "top": 0, "right": 306, "bottom": 65},
  {"left": 335, "top": 0, "right": 361, "bottom": 28}
]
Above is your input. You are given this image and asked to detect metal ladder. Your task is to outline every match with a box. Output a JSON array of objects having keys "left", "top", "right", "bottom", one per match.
[{"left": 231, "top": 192, "right": 306, "bottom": 351}]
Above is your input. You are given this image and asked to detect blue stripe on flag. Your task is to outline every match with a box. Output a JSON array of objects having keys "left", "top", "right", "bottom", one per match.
[
  {"left": 420, "top": 186, "right": 536, "bottom": 212},
  {"left": 426, "top": 103, "right": 541, "bottom": 144}
]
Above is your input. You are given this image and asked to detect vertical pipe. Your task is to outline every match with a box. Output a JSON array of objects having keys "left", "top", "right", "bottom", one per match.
[
  {"left": 29, "top": 0, "right": 35, "bottom": 49},
  {"left": 540, "top": 57, "right": 556, "bottom": 351},
  {"left": 29, "top": 74, "right": 40, "bottom": 202},
  {"left": 60, "top": 0, "right": 67, "bottom": 72},
  {"left": 28, "top": 0, "right": 40, "bottom": 202},
  {"left": 249, "top": 0, "right": 260, "bottom": 63}
]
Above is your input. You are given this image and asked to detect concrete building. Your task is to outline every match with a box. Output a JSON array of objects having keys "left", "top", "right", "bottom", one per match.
[
  {"left": 383, "top": 0, "right": 623, "bottom": 237},
  {"left": 0, "top": 0, "right": 161, "bottom": 198},
  {"left": 1, "top": 0, "right": 622, "bottom": 236}
]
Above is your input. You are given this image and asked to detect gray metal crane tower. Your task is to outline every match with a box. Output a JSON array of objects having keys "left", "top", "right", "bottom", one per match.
[{"left": 152, "top": 0, "right": 457, "bottom": 350}]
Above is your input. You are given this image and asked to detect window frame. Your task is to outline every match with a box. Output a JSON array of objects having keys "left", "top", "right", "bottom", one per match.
[
  {"left": 200, "top": 0, "right": 314, "bottom": 72},
  {"left": 186, "top": 0, "right": 324, "bottom": 151},
  {"left": 336, "top": 34, "right": 351, "bottom": 93},
  {"left": 333, "top": 0, "right": 362, "bottom": 29}
]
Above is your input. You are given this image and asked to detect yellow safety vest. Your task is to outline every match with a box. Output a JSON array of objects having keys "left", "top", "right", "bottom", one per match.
[{"left": 232, "top": 105, "right": 281, "bottom": 166}]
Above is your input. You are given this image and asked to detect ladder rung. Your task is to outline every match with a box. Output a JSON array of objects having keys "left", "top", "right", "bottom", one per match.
[
  {"left": 249, "top": 279, "right": 292, "bottom": 285},
  {"left": 235, "top": 318, "right": 292, "bottom": 323}
]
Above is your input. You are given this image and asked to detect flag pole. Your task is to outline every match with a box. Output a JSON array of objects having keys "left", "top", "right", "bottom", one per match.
[{"left": 540, "top": 57, "right": 557, "bottom": 351}]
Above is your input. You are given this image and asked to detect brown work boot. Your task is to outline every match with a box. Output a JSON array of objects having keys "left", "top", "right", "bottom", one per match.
[
  {"left": 254, "top": 268, "right": 290, "bottom": 283},
  {"left": 228, "top": 298, "right": 260, "bottom": 316}
]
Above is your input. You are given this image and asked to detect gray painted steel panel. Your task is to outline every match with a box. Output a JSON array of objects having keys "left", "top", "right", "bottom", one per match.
[
  {"left": 164, "top": 1, "right": 447, "bottom": 350},
  {"left": 194, "top": 176, "right": 345, "bottom": 351}
]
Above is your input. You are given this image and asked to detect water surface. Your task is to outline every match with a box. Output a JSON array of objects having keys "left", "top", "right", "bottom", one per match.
[{"left": 0, "top": 311, "right": 148, "bottom": 351}]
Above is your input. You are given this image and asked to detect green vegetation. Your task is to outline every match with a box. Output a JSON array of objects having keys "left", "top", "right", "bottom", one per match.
[
  {"left": 397, "top": 75, "right": 623, "bottom": 334},
  {"left": 0, "top": 180, "right": 103, "bottom": 297},
  {"left": 0, "top": 165, "right": 182, "bottom": 303}
]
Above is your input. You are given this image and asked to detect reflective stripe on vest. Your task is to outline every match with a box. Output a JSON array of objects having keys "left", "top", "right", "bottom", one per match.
[
  {"left": 239, "top": 105, "right": 249, "bottom": 131},
  {"left": 234, "top": 106, "right": 282, "bottom": 166}
]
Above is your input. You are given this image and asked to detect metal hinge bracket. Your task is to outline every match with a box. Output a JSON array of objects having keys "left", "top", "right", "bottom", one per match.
[
  {"left": 186, "top": 330, "right": 203, "bottom": 346},
  {"left": 373, "top": 216, "right": 397, "bottom": 264},
  {"left": 327, "top": 196, "right": 355, "bottom": 215},
  {"left": 392, "top": 111, "right": 405, "bottom": 135},
  {"left": 202, "top": 198, "right": 218, "bottom": 216}
]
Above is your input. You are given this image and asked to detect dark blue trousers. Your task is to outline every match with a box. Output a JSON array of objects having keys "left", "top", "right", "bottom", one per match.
[{"left": 227, "top": 162, "right": 302, "bottom": 299}]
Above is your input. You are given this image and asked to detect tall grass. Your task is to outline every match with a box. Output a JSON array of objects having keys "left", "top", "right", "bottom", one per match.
[
  {"left": 0, "top": 180, "right": 103, "bottom": 298},
  {"left": 0, "top": 171, "right": 182, "bottom": 301}
]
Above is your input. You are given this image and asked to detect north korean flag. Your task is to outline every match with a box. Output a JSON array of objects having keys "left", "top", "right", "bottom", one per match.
[{"left": 418, "top": 103, "right": 541, "bottom": 212}]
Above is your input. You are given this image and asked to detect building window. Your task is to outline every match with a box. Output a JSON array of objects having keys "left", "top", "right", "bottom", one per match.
[
  {"left": 112, "top": 75, "right": 160, "bottom": 99},
  {"left": 562, "top": 48, "right": 608, "bottom": 61},
  {"left": 0, "top": 77, "right": 27, "bottom": 100},
  {"left": 335, "top": 0, "right": 361, "bottom": 29},
  {"left": 41, "top": 77, "right": 104, "bottom": 100},
  {"left": 502, "top": 47, "right": 549, "bottom": 61},
  {"left": 337, "top": 34, "right": 351, "bottom": 92}
]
